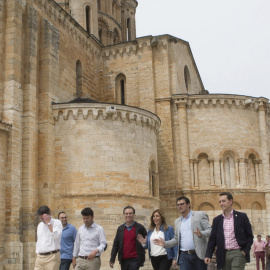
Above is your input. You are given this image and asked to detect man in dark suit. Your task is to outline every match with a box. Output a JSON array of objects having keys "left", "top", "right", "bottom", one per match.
[
  {"left": 205, "top": 192, "right": 253, "bottom": 270},
  {"left": 109, "top": 206, "right": 147, "bottom": 270}
]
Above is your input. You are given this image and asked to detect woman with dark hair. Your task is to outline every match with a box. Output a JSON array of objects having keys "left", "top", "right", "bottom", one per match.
[{"left": 137, "top": 209, "right": 177, "bottom": 270}]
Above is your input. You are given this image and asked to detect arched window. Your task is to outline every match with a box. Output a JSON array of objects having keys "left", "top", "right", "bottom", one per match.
[
  {"left": 115, "top": 74, "right": 126, "bottom": 105},
  {"left": 86, "top": 5, "right": 91, "bottom": 34},
  {"left": 76, "top": 60, "right": 82, "bottom": 97},
  {"left": 184, "top": 65, "right": 191, "bottom": 91},
  {"left": 149, "top": 160, "right": 158, "bottom": 197},
  {"left": 127, "top": 18, "right": 131, "bottom": 41},
  {"left": 247, "top": 153, "right": 256, "bottom": 187},
  {"left": 198, "top": 153, "right": 211, "bottom": 187},
  {"left": 223, "top": 152, "right": 236, "bottom": 188}
]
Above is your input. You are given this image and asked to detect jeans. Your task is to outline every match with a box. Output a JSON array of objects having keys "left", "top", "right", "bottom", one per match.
[
  {"left": 179, "top": 251, "right": 207, "bottom": 270},
  {"left": 121, "top": 257, "right": 140, "bottom": 270},
  {"left": 59, "top": 259, "right": 72, "bottom": 270}
]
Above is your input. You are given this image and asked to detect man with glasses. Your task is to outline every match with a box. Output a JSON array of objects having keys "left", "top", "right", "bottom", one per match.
[
  {"left": 154, "top": 196, "right": 211, "bottom": 270},
  {"left": 109, "top": 206, "right": 147, "bottom": 270},
  {"left": 58, "top": 211, "right": 77, "bottom": 270}
]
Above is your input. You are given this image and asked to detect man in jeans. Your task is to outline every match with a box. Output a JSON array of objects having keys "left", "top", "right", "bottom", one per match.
[
  {"left": 253, "top": 234, "right": 266, "bottom": 270},
  {"left": 58, "top": 211, "right": 77, "bottom": 270}
]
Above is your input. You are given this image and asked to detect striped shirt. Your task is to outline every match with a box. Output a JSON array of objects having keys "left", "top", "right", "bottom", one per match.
[{"left": 223, "top": 210, "right": 240, "bottom": 250}]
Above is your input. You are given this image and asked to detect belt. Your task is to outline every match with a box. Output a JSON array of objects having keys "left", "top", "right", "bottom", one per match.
[
  {"left": 78, "top": 256, "right": 100, "bottom": 260},
  {"left": 225, "top": 249, "right": 240, "bottom": 251},
  {"left": 39, "top": 250, "right": 59, "bottom": 256},
  {"left": 182, "top": 250, "right": 195, "bottom": 254}
]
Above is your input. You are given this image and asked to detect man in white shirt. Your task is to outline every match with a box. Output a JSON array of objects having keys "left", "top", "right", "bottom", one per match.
[
  {"left": 34, "top": 205, "right": 63, "bottom": 270},
  {"left": 72, "top": 207, "right": 107, "bottom": 270}
]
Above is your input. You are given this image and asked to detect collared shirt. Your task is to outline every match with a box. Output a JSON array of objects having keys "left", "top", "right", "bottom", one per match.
[
  {"left": 60, "top": 223, "right": 77, "bottom": 260},
  {"left": 150, "top": 228, "right": 167, "bottom": 257},
  {"left": 125, "top": 222, "right": 135, "bottom": 231},
  {"left": 180, "top": 210, "right": 195, "bottom": 251},
  {"left": 253, "top": 240, "right": 265, "bottom": 253},
  {"left": 36, "top": 217, "right": 62, "bottom": 254},
  {"left": 73, "top": 222, "right": 107, "bottom": 257},
  {"left": 223, "top": 209, "right": 240, "bottom": 250}
]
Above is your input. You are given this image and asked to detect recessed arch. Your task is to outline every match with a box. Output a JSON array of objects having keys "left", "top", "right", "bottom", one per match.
[
  {"left": 184, "top": 65, "right": 191, "bottom": 91},
  {"left": 115, "top": 73, "right": 126, "bottom": 105}
]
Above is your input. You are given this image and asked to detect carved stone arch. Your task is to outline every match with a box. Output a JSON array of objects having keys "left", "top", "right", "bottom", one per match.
[
  {"left": 113, "top": 27, "right": 120, "bottom": 44},
  {"left": 115, "top": 73, "right": 126, "bottom": 105},
  {"left": 244, "top": 149, "right": 260, "bottom": 159},
  {"left": 148, "top": 155, "right": 159, "bottom": 198},
  {"left": 198, "top": 202, "right": 214, "bottom": 211},
  {"left": 251, "top": 201, "right": 263, "bottom": 235},
  {"left": 219, "top": 148, "right": 240, "bottom": 160},
  {"left": 192, "top": 148, "right": 214, "bottom": 159},
  {"left": 232, "top": 201, "right": 241, "bottom": 210},
  {"left": 98, "top": 17, "right": 110, "bottom": 44},
  {"left": 192, "top": 196, "right": 218, "bottom": 210}
]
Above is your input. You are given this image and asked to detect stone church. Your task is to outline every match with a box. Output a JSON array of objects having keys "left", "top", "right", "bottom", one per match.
[{"left": 0, "top": 0, "right": 268, "bottom": 269}]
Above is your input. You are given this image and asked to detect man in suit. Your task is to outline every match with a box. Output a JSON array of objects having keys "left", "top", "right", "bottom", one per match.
[
  {"left": 109, "top": 206, "right": 147, "bottom": 270},
  {"left": 154, "top": 196, "right": 211, "bottom": 270},
  {"left": 205, "top": 192, "right": 253, "bottom": 270}
]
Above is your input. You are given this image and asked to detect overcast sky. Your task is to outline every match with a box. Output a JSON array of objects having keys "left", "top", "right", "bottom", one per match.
[{"left": 136, "top": 0, "right": 270, "bottom": 99}]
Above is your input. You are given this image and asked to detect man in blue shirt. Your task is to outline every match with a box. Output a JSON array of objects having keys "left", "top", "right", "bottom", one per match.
[{"left": 58, "top": 212, "right": 77, "bottom": 270}]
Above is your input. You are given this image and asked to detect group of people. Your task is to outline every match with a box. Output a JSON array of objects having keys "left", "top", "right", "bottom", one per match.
[
  {"left": 253, "top": 234, "right": 270, "bottom": 270},
  {"left": 34, "top": 192, "right": 257, "bottom": 270}
]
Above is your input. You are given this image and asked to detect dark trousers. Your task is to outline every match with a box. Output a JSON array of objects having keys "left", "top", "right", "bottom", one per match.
[
  {"left": 255, "top": 252, "right": 265, "bottom": 270},
  {"left": 121, "top": 257, "right": 140, "bottom": 270},
  {"left": 59, "top": 259, "right": 72, "bottom": 270},
  {"left": 178, "top": 251, "right": 207, "bottom": 270},
  {"left": 151, "top": 255, "right": 172, "bottom": 270}
]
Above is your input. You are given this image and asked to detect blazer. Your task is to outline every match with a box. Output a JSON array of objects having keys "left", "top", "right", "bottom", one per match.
[
  {"left": 110, "top": 222, "right": 147, "bottom": 266},
  {"left": 145, "top": 225, "right": 178, "bottom": 260},
  {"left": 205, "top": 210, "right": 253, "bottom": 269},
  {"left": 164, "top": 211, "right": 212, "bottom": 261}
]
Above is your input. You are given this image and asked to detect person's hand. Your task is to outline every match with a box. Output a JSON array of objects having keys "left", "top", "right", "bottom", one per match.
[
  {"left": 42, "top": 214, "right": 51, "bottom": 224},
  {"left": 137, "top": 234, "right": 147, "bottom": 245},
  {"left": 153, "top": 237, "right": 165, "bottom": 247},
  {"left": 88, "top": 249, "right": 98, "bottom": 260},
  {"left": 253, "top": 253, "right": 255, "bottom": 258},
  {"left": 194, "top": 227, "right": 202, "bottom": 238},
  {"left": 72, "top": 257, "right": 76, "bottom": 269},
  {"left": 109, "top": 262, "right": 114, "bottom": 268},
  {"left": 172, "top": 259, "right": 177, "bottom": 268},
  {"left": 242, "top": 251, "right": 246, "bottom": 256},
  {"left": 204, "top": 257, "right": 211, "bottom": 264}
]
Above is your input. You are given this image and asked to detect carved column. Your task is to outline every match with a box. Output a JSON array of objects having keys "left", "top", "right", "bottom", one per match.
[
  {"left": 239, "top": 158, "right": 246, "bottom": 187},
  {"left": 192, "top": 159, "right": 199, "bottom": 188},
  {"left": 253, "top": 160, "right": 261, "bottom": 187},
  {"left": 22, "top": 6, "right": 38, "bottom": 270},
  {"left": 219, "top": 159, "right": 225, "bottom": 186},
  {"left": 175, "top": 98, "right": 191, "bottom": 190},
  {"left": 38, "top": 20, "right": 59, "bottom": 206},
  {"left": 235, "top": 159, "right": 240, "bottom": 186},
  {"left": 209, "top": 159, "right": 215, "bottom": 186}
]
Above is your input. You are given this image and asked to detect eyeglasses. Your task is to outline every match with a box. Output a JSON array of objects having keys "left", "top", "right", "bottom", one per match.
[
  {"left": 124, "top": 212, "right": 134, "bottom": 216},
  {"left": 176, "top": 203, "right": 186, "bottom": 207}
]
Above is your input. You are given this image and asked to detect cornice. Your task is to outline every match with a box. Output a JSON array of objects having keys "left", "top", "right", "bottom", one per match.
[
  {"left": 172, "top": 94, "right": 270, "bottom": 111},
  {"left": 32, "top": 0, "right": 102, "bottom": 55},
  {"left": 0, "top": 120, "right": 12, "bottom": 132},
  {"left": 52, "top": 103, "right": 161, "bottom": 133}
]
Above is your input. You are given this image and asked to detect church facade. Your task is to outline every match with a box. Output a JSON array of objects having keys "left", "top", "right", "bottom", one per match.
[{"left": 0, "top": 0, "right": 269, "bottom": 269}]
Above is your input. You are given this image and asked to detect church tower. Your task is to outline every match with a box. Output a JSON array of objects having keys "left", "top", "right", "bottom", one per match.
[{"left": 54, "top": 0, "right": 138, "bottom": 46}]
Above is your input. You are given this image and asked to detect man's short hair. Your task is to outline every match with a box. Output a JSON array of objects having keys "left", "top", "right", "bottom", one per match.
[
  {"left": 267, "top": 235, "right": 270, "bottom": 238},
  {"left": 37, "top": 205, "right": 50, "bottom": 215},
  {"left": 81, "top": 207, "right": 94, "bottom": 217},
  {"left": 220, "top": 192, "right": 233, "bottom": 201},
  {"left": 176, "top": 196, "right": 190, "bottom": 205},
  {"left": 257, "top": 234, "right": 262, "bottom": 237},
  {"left": 123, "top": 206, "right": 135, "bottom": 214},
  {"left": 58, "top": 211, "right": 66, "bottom": 218}
]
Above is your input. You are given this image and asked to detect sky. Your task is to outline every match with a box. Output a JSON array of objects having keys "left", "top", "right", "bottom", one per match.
[{"left": 136, "top": 0, "right": 270, "bottom": 99}]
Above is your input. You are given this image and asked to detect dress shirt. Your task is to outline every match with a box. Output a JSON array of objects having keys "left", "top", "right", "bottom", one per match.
[
  {"left": 36, "top": 217, "right": 62, "bottom": 254},
  {"left": 150, "top": 228, "right": 167, "bottom": 257},
  {"left": 223, "top": 209, "right": 240, "bottom": 250},
  {"left": 60, "top": 223, "right": 77, "bottom": 260},
  {"left": 73, "top": 222, "right": 107, "bottom": 257},
  {"left": 180, "top": 210, "right": 195, "bottom": 251},
  {"left": 125, "top": 222, "right": 135, "bottom": 231},
  {"left": 253, "top": 240, "right": 265, "bottom": 253}
]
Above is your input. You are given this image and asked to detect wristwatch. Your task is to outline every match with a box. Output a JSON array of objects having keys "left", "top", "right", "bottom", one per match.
[{"left": 48, "top": 223, "right": 52, "bottom": 226}]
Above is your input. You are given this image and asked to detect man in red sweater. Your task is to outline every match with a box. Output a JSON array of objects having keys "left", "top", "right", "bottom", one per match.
[{"left": 109, "top": 206, "right": 147, "bottom": 270}]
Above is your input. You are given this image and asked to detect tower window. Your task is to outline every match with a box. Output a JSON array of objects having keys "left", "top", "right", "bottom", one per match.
[
  {"left": 76, "top": 60, "right": 82, "bottom": 97},
  {"left": 86, "top": 6, "right": 91, "bottom": 34},
  {"left": 127, "top": 18, "right": 131, "bottom": 41},
  {"left": 120, "top": 79, "right": 125, "bottom": 105}
]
